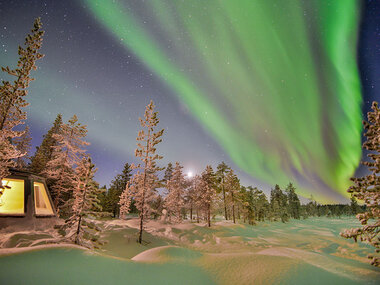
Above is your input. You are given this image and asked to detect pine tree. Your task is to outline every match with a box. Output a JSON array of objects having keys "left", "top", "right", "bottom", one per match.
[
  {"left": 13, "top": 125, "right": 31, "bottom": 169},
  {"left": 119, "top": 181, "right": 132, "bottom": 219},
  {"left": 64, "top": 157, "right": 104, "bottom": 248},
  {"left": 108, "top": 162, "right": 132, "bottom": 217},
  {"left": 164, "top": 162, "right": 173, "bottom": 182},
  {"left": 216, "top": 162, "right": 230, "bottom": 220},
  {"left": 251, "top": 186, "right": 270, "bottom": 221},
  {"left": 341, "top": 101, "right": 380, "bottom": 267},
  {"left": 286, "top": 183, "right": 301, "bottom": 219},
  {"left": 225, "top": 169, "right": 240, "bottom": 224},
  {"left": 0, "top": 18, "right": 44, "bottom": 187},
  {"left": 164, "top": 162, "right": 186, "bottom": 223},
  {"left": 200, "top": 165, "right": 216, "bottom": 227},
  {"left": 43, "top": 115, "right": 89, "bottom": 215},
  {"left": 131, "top": 100, "right": 164, "bottom": 243},
  {"left": 270, "top": 185, "right": 288, "bottom": 222},
  {"left": 29, "top": 114, "right": 62, "bottom": 174}
]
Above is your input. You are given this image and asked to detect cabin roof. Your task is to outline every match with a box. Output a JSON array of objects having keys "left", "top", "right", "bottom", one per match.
[{"left": 8, "top": 168, "right": 46, "bottom": 181}]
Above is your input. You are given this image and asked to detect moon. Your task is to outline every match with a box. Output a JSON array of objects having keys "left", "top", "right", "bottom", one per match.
[{"left": 187, "top": 171, "right": 193, "bottom": 178}]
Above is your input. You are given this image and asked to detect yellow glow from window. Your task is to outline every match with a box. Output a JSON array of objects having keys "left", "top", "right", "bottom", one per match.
[
  {"left": 34, "top": 182, "right": 54, "bottom": 215},
  {"left": 0, "top": 179, "right": 25, "bottom": 215}
]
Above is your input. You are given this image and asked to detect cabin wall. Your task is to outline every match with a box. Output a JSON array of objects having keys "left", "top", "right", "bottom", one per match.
[{"left": 0, "top": 175, "right": 58, "bottom": 231}]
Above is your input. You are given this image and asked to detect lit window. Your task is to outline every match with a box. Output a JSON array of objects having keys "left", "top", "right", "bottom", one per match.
[
  {"left": 0, "top": 179, "right": 25, "bottom": 215},
  {"left": 34, "top": 182, "right": 54, "bottom": 216}
]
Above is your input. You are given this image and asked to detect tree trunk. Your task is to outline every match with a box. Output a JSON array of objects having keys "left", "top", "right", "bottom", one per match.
[
  {"left": 138, "top": 131, "right": 150, "bottom": 244},
  {"left": 190, "top": 205, "right": 193, "bottom": 221},
  {"left": 231, "top": 192, "right": 235, "bottom": 223},
  {"left": 222, "top": 176, "right": 227, "bottom": 220},
  {"left": 207, "top": 204, "right": 211, "bottom": 227},
  {"left": 138, "top": 212, "right": 144, "bottom": 244},
  {"left": 75, "top": 215, "right": 82, "bottom": 244},
  {"left": 232, "top": 204, "right": 236, "bottom": 224}
]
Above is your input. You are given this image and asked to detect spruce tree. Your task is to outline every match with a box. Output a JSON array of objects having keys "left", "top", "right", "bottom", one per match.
[
  {"left": 0, "top": 18, "right": 44, "bottom": 186},
  {"left": 29, "top": 114, "right": 62, "bottom": 174},
  {"left": 341, "top": 101, "right": 380, "bottom": 267}
]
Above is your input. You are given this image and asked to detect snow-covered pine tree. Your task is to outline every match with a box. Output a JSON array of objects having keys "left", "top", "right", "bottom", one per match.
[
  {"left": 225, "top": 169, "right": 240, "bottom": 224},
  {"left": 107, "top": 162, "right": 133, "bottom": 217},
  {"left": 200, "top": 165, "right": 216, "bottom": 227},
  {"left": 13, "top": 125, "right": 31, "bottom": 169},
  {"left": 216, "top": 162, "right": 230, "bottom": 220},
  {"left": 64, "top": 157, "right": 104, "bottom": 248},
  {"left": 119, "top": 181, "right": 133, "bottom": 219},
  {"left": 133, "top": 100, "right": 164, "bottom": 243},
  {"left": 164, "top": 162, "right": 186, "bottom": 223},
  {"left": 163, "top": 162, "right": 173, "bottom": 182},
  {"left": 341, "top": 101, "right": 380, "bottom": 267},
  {"left": 0, "top": 18, "right": 44, "bottom": 187},
  {"left": 44, "top": 115, "right": 89, "bottom": 214},
  {"left": 29, "top": 114, "right": 62, "bottom": 174}
]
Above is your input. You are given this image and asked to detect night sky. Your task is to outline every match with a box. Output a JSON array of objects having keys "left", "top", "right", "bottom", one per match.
[{"left": 0, "top": 0, "right": 379, "bottom": 203}]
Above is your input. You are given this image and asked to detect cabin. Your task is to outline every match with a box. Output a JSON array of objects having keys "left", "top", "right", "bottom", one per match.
[{"left": 0, "top": 169, "right": 57, "bottom": 230}]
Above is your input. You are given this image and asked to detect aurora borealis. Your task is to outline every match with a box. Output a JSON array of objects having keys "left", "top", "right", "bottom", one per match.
[
  {"left": 0, "top": 0, "right": 378, "bottom": 202},
  {"left": 84, "top": 0, "right": 362, "bottom": 202}
]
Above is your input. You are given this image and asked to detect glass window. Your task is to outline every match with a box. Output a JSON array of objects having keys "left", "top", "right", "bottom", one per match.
[
  {"left": 34, "top": 182, "right": 54, "bottom": 216},
  {"left": 0, "top": 179, "right": 25, "bottom": 215}
]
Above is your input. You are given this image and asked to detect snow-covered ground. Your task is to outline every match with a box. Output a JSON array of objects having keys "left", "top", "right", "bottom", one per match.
[{"left": 0, "top": 217, "right": 379, "bottom": 284}]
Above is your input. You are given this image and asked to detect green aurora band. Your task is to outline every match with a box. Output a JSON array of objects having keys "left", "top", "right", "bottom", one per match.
[{"left": 85, "top": 0, "right": 362, "bottom": 202}]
